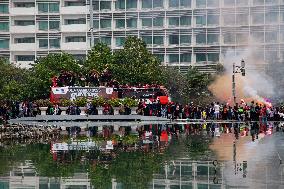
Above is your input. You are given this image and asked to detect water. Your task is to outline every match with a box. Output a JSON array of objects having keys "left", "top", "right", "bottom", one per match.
[{"left": 0, "top": 123, "right": 284, "bottom": 189}]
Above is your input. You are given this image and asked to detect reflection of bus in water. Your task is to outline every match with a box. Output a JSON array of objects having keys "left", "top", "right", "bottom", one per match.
[{"left": 50, "top": 86, "right": 170, "bottom": 104}]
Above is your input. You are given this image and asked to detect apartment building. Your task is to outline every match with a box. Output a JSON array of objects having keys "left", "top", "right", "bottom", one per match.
[{"left": 0, "top": 0, "right": 284, "bottom": 70}]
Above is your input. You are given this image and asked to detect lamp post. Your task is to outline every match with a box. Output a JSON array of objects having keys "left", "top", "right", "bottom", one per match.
[
  {"left": 89, "top": 0, "right": 94, "bottom": 48},
  {"left": 232, "top": 59, "right": 246, "bottom": 106}
]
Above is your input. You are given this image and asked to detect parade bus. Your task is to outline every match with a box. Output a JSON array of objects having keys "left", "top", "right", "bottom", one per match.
[{"left": 50, "top": 86, "right": 171, "bottom": 105}]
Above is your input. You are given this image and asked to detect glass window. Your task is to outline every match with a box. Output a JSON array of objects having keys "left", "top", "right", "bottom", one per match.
[
  {"left": 101, "top": 1, "right": 111, "bottom": 10},
  {"left": 127, "top": 18, "right": 137, "bottom": 28},
  {"left": 169, "top": 54, "right": 179, "bottom": 63},
  {"left": 39, "top": 39, "right": 48, "bottom": 48},
  {"left": 252, "top": 13, "right": 264, "bottom": 24},
  {"left": 208, "top": 53, "right": 219, "bottom": 62},
  {"left": 116, "top": 37, "right": 125, "bottom": 47},
  {"left": 126, "top": 0, "right": 137, "bottom": 9},
  {"left": 94, "top": 20, "right": 99, "bottom": 29},
  {"left": 15, "top": 37, "right": 35, "bottom": 43},
  {"left": 93, "top": 1, "right": 99, "bottom": 10},
  {"left": 169, "top": 0, "right": 179, "bottom": 8},
  {"left": 180, "top": 16, "right": 191, "bottom": 26},
  {"left": 196, "top": 53, "right": 207, "bottom": 62},
  {"left": 14, "top": 2, "right": 35, "bottom": 8},
  {"left": 180, "top": 53, "right": 191, "bottom": 63},
  {"left": 207, "top": 0, "right": 219, "bottom": 7},
  {"left": 153, "top": 17, "right": 163, "bottom": 27},
  {"left": 265, "top": 0, "right": 278, "bottom": 4},
  {"left": 66, "top": 19, "right": 86, "bottom": 25},
  {"left": 16, "top": 55, "right": 35, "bottom": 61},
  {"left": 50, "top": 38, "right": 60, "bottom": 48},
  {"left": 153, "top": 36, "right": 164, "bottom": 45},
  {"left": 169, "top": 17, "right": 179, "bottom": 27},
  {"left": 236, "top": 14, "right": 248, "bottom": 25},
  {"left": 196, "top": 0, "right": 206, "bottom": 8},
  {"left": 223, "top": 33, "right": 235, "bottom": 44},
  {"left": 153, "top": 0, "right": 163, "bottom": 8},
  {"left": 154, "top": 54, "right": 164, "bottom": 62},
  {"left": 0, "top": 39, "right": 9, "bottom": 49},
  {"left": 65, "top": 1, "right": 85, "bottom": 6},
  {"left": 101, "top": 37, "right": 111, "bottom": 45},
  {"left": 223, "top": 14, "right": 235, "bottom": 25},
  {"left": 0, "top": 4, "right": 9, "bottom": 13},
  {"left": 207, "top": 15, "right": 219, "bottom": 25},
  {"left": 207, "top": 34, "right": 219, "bottom": 44},
  {"left": 253, "top": 0, "right": 264, "bottom": 5},
  {"left": 236, "top": 0, "right": 249, "bottom": 6},
  {"left": 116, "top": 19, "right": 125, "bottom": 28},
  {"left": 142, "top": 18, "right": 152, "bottom": 27},
  {"left": 49, "top": 21, "right": 60, "bottom": 30},
  {"left": 169, "top": 35, "right": 179, "bottom": 45},
  {"left": 100, "top": 19, "right": 111, "bottom": 28},
  {"left": 142, "top": 0, "right": 152, "bottom": 9},
  {"left": 196, "top": 15, "right": 206, "bottom": 26},
  {"left": 196, "top": 34, "right": 206, "bottom": 44},
  {"left": 116, "top": 0, "right": 125, "bottom": 9},
  {"left": 223, "top": 0, "right": 235, "bottom": 6},
  {"left": 180, "top": 35, "right": 191, "bottom": 44},
  {"left": 39, "top": 21, "right": 48, "bottom": 30},
  {"left": 0, "top": 22, "right": 9, "bottom": 31},
  {"left": 66, "top": 36, "right": 86, "bottom": 42},
  {"left": 266, "top": 31, "right": 278, "bottom": 43},
  {"left": 49, "top": 3, "right": 59, "bottom": 12},
  {"left": 266, "top": 12, "right": 278, "bottom": 24},
  {"left": 142, "top": 36, "right": 152, "bottom": 44},
  {"left": 38, "top": 3, "right": 48, "bottom": 12},
  {"left": 180, "top": 0, "right": 191, "bottom": 7},
  {"left": 15, "top": 20, "right": 35, "bottom": 26}
]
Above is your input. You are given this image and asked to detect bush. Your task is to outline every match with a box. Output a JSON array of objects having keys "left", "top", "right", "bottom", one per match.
[
  {"left": 108, "top": 98, "right": 122, "bottom": 107},
  {"left": 59, "top": 98, "right": 72, "bottom": 107},
  {"left": 74, "top": 97, "right": 87, "bottom": 107},
  {"left": 122, "top": 97, "right": 138, "bottom": 107},
  {"left": 34, "top": 99, "right": 51, "bottom": 107},
  {"left": 92, "top": 97, "right": 106, "bottom": 107}
]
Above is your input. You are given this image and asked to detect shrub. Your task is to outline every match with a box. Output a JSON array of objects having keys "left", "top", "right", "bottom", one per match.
[
  {"left": 59, "top": 98, "right": 72, "bottom": 107},
  {"left": 92, "top": 96, "right": 106, "bottom": 107},
  {"left": 34, "top": 99, "right": 51, "bottom": 107},
  {"left": 108, "top": 98, "right": 122, "bottom": 107},
  {"left": 122, "top": 97, "right": 138, "bottom": 107},
  {"left": 74, "top": 97, "right": 87, "bottom": 107}
]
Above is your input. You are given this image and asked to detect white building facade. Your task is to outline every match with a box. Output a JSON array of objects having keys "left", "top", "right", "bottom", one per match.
[{"left": 0, "top": 0, "right": 284, "bottom": 70}]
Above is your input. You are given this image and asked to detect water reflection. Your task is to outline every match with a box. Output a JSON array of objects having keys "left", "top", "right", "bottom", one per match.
[{"left": 0, "top": 122, "right": 284, "bottom": 188}]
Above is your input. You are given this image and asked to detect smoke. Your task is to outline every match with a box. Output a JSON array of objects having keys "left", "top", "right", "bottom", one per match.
[{"left": 209, "top": 44, "right": 276, "bottom": 106}]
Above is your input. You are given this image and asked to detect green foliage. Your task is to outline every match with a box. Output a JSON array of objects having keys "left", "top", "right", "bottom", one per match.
[
  {"left": 92, "top": 96, "right": 106, "bottom": 107},
  {"left": 59, "top": 98, "right": 72, "bottom": 107},
  {"left": 85, "top": 43, "right": 113, "bottom": 73},
  {"left": 34, "top": 99, "right": 51, "bottom": 107},
  {"left": 122, "top": 97, "right": 138, "bottom": 107},
  {"left": 112, "top": 36, "right": 163, "bottom": 85},
  {"left": 30, "top": 53, "right": 81, "bottom": 99},
  {"left": 74, "top": 97, "right": 87, "bottom": 107},
  {"left": 108, "top": 98, "right": 122, "bottom": 107}
]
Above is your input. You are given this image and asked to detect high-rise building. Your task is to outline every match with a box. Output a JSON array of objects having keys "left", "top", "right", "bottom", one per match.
[{"left": 0, "top": 0, "right": 284, "bottom": 71}]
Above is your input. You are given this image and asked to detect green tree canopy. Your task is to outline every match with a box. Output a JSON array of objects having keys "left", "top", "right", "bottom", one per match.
[
  {"left": 84, "top": 43, "right": 113, "bottom": 73},
  {"left": 112, "top": 36, "right": 163, "bottom": 85}
]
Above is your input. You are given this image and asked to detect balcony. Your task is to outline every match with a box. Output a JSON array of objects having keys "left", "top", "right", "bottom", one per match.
[
  {"left": 61, "top": 6, "right": 87, "bottom": 15},
  {"left": 61, "top": 24, "right": 87, "bottom": 33},
  {"left": 11, "top": 43, "right": 36, "bottom": 51},
  {"left": 10, "top": 7, "right": 36, "bottom": 16},
  {"left": 61, "top": 42, "right": 87, "bottom": 51},
  {"left": 10, "top": 25, "right": 36, "bottom": 33}
]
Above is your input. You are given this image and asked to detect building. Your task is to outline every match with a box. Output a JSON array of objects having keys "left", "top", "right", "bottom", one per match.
[{"left": 0, "top": 0, "right": 284, "bottom": 71}]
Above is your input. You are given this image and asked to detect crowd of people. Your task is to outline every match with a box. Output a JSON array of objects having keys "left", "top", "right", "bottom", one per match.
[{"left": 137, "top": 100, "right": 284, "bottom": 122}]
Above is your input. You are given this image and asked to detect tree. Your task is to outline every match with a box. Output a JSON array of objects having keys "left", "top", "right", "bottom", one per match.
[
  {"left": 112, "top": 36, "right": 163, "bottom": 85},
  {"left": 28, "top": 53, "right": 81, "bottom": 99},
  {"left": 85, "top": 43, "right": 113, "bottom": 73},
  {"left": 0, "top": 59, "right": 30, "bottom": 101}
]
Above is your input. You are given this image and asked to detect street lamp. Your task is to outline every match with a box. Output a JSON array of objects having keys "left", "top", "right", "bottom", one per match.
[{"left": 232, "top": 59, "right": 246, "bottom": 105}]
